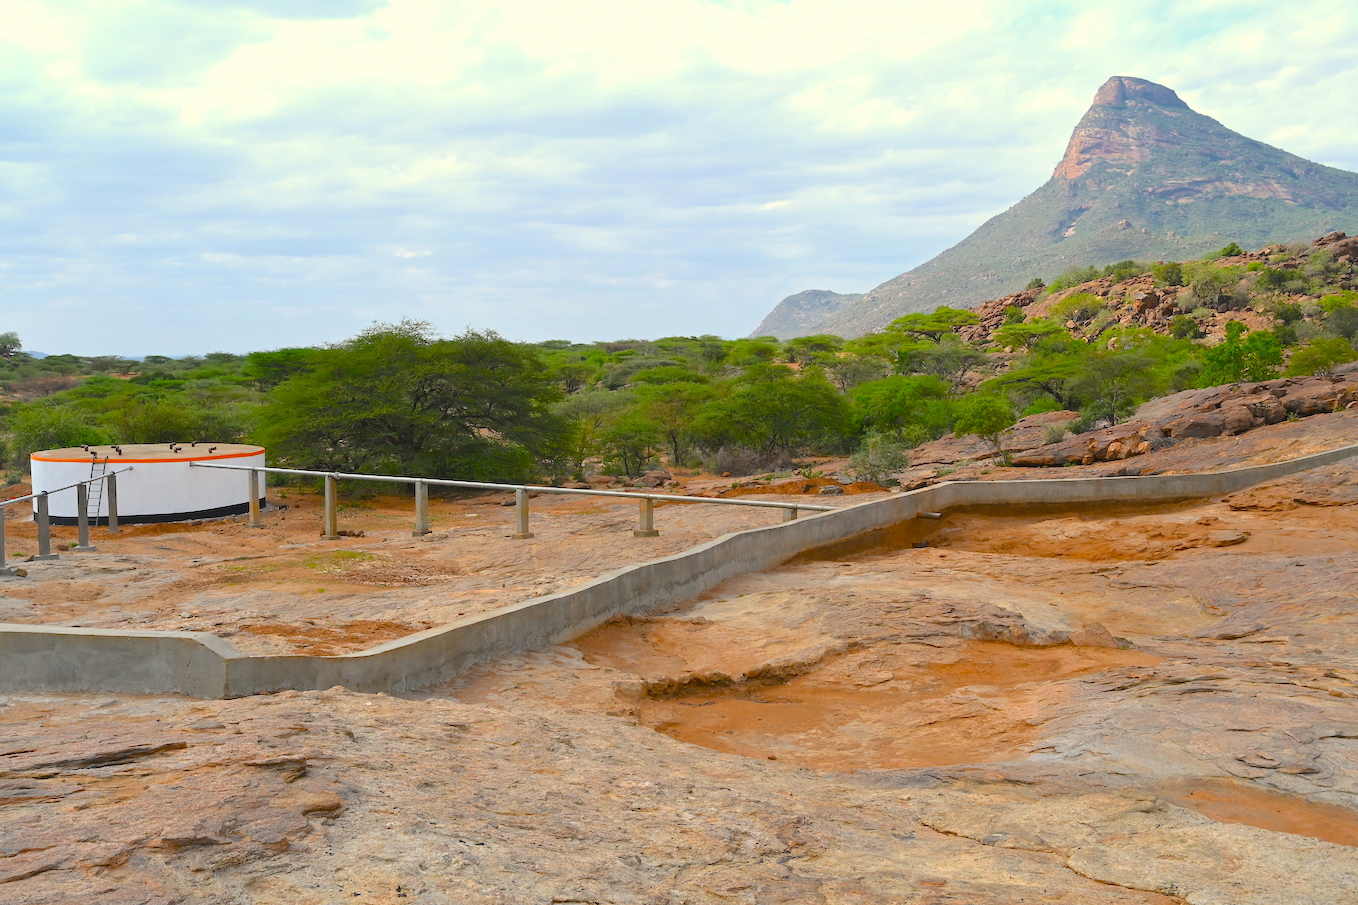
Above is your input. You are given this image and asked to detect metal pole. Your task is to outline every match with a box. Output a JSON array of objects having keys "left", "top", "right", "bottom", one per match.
[
  {"left": 413, "top": 480, "right": 430, "bottom": 536},
  {"left": 512, "top": 488, "right": 533, "bottom": 539},
  {"left": 323, "top": 475, "right": 339, "bottom": 539},
  {"left": 32, "top": 494, "right": 58, "bottom": 561},
  {"left": 105, "top": 474, "right": 119, "bottom": 534},
  {"left": 73, "top": 484, "right": 96, "bottom": 552},
  {"left": 0, "top": 508, "right": 11, "bottom": 576},
  {"left": 782, "top": 507, "right": 798, "bottom": 522},
  {"left": 247, "top": 469, "right": 262, "bottom": 528},
  {"left": 634, "top": 497, "right": 659, "bottom": 537}
]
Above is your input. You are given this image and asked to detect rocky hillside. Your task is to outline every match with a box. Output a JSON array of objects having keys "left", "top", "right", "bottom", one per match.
[
  {"left": 758, "top": 76, "right": 1358, "bottom": 338},
  {"left": 748, "top": 289, "right": 862, "bottom": 339},
  {"left": 959, "top": 230, "right": 1358, "bottom": 348}
]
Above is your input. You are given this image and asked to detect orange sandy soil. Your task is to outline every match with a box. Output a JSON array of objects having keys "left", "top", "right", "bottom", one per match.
[{"left": 0, "top": 476, "right": 885, "bottom": 656}]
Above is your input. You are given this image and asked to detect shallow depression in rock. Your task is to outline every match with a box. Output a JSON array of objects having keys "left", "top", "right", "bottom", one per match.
[
  {"left": 1158, "top": 778, "right": 1358, "bottom": 848},
  {"left": 577, "top": 632, "right": 1162, "bottom": 771}
]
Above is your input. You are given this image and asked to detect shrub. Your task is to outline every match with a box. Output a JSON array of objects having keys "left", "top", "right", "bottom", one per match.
[
  {"left": 1187, "top": 265, "right": 1246, "bottom": 311},
  {"left": 1285, "top": 337, "right": 1357, "bottom": 377},
  {"left": 1025, "top": 277, "right": 1046, "bottom": 290},
  {"left": 1048, "top": 292, "right": 1104, "bottom": 324},
  {"left": 1047, "top": 266, "right": 1101, "bottom": 293},
  {"left": 699, "top": 445, "right": 792, "bottom": 477},
  {"left": 848, "top": 434, "right": 911, "bottom": 484},
  {"left": 1275, "top": 302, "right": 1305, "bottom": 324},
  {"left": 6, "top": 405, "right": 109, "bottom": 470},
  {"left": 1102, "top": 260, "right": 1147, "bottom": 282},
  {"left": 1150, "top": 262, "right": 1184, "bottom": 287},
  {"left": 1169, "top": 315, "right": 1200, "bottom": 340},
  {"left": 1324, "top": 306, "right": 1358, "bottom": 342},
  {"left": 1211, "top": 242, "right": 1247, "bottom": 259},
  {"left": 1041, "top": 423, "right": 1070, "bottom": 445},
  {"left": 1022, "top": 396, "right": 1063, "bottom": 417}
]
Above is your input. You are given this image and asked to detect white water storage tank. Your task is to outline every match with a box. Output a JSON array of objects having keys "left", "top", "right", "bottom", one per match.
[{"left": 30, "top": 443, "right": 266, "bottom": 525}]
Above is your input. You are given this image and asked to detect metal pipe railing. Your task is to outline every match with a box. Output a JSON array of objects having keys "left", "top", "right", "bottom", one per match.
[
  {"left": 191, "top": 462, "right": 837, "bottom": 540},
  {"left": 0, "top": 468, "right": 131, "bottom": 571}
]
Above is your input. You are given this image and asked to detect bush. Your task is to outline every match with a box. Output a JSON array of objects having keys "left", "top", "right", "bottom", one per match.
[
  {"left": 1187, "top": 265, "right": 1246, "bottom": 311},
  {"left": 1211, "top": 242, "right": 1247, "bottom": 259},
  {"left": 1275, "top": 302, "right": 1305, "bottom": 324},
  {"left": 6, "top": 405, "right": 109, "bottom": 470},
  {"left": 1285, "top": 337, "right": 1357, "bottom": 377},
  {"left": 1041, "top": 423, "right": 1071, "bottom": 445},
  {"left": 699, "top": 445, "right": 792, "bottom": 477},
  {"left": 1047, "top": 266, "right": 1101, "bottom": 293},
  {"left": 1169, "top": 315, "right": 1200, "bottom": 340},
  {"left": 848, "top": 434, "right": 911, "bottom": 484},
  {"left": 1048, "top": 293, "right": 1104, "bottom": 324},
  {"left": 1022, "top": 396, "right": 1063, "bottom": 417},
  {"left": 1150, "top": 262, "right": 1184, "bottom": 288},
  {"left": 1102, "top": 260, "right": 1147, "bottom": 282}
]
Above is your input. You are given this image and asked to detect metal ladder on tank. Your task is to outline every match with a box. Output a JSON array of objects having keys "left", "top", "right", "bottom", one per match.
[{"left": 86, "top": 457, "right": 110, "bottom": 524}]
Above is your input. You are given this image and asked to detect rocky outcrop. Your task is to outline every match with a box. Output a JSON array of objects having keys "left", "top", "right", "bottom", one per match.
[{"left": 1009, "top": 366, "right": 1358, "bottom": 467}]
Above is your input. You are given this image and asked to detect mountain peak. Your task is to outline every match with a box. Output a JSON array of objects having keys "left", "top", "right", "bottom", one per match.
[
  {"left": 1054, "top": 76, "right": 1194, "bottom": 180},
  {"left": 750, "top": 75, "right": 1358, "bottom": 339},
  {"left": 1090, "top": 76, "right": 1188, "bottom": 110}
]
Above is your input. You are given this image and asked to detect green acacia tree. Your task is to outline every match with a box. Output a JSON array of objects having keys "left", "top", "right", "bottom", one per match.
[
  {"left": 696, "top": 368, "right": 849, "bottom": 458},
  {"left": 1201, "top": 322, "right": 1283, "bottom": 385},
  {"left": 953, "top": 395, "right": 1017, "bottom": 464},
  {"left": 254, "top": 321, "right": 564, "bottom": 481}
]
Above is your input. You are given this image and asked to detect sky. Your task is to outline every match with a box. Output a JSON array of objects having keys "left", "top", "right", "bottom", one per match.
[{"left": 2, "top": 0, "right": 1357, "bottom": 356}]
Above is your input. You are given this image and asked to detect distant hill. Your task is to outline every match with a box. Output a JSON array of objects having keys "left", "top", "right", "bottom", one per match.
[
  {"left": 749, "top": 290, "right": 862, "bottom": 339},
  {"left": 756, "top": 76, "right": 1358, "bottom": 338}
]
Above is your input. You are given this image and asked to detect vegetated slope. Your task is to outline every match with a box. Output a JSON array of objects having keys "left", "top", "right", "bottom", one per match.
[{"left": 761, "top": 76, "right": 1358, "bottom": 338}]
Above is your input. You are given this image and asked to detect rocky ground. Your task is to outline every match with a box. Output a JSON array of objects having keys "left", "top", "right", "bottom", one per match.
[{"left": 2, "top": 430, "right": 1358, "bottom": 902}]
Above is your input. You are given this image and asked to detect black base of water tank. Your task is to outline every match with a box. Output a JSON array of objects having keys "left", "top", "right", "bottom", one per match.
[{"left": 42, "top": 497, "right": 265, "bottom": 526}]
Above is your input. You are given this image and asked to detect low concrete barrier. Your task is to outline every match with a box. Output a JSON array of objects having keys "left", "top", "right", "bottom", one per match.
[{"left": 3, "top": 444, "right": 1356, "bottom": 698}]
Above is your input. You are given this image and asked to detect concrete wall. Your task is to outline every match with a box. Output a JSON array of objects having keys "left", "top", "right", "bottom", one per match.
[{"left": 4, "top": 444, "right": 1355, "bottom": 698}]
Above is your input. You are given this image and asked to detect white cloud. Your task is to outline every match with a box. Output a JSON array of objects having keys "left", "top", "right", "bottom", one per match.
[{"left": 0, "top": 0, "right": 1356, "bottom": 353}]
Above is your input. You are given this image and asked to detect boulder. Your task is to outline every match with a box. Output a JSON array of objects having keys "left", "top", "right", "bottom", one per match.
[
  {"left": 1220, "top": 404, "right": 1261, "bottom": 435},
  {"left": 1165, "top": 412, "right": 1225, "bottom": 439},
  {"left": 1233, "top": 392, "right": 1288, "bottom": 425},
  {"left": 1281, "top": 384, "right": 1353, "bottom": 417},
  {"left": 1068, "top": 623, "right": 1121, "bottom": 649}
]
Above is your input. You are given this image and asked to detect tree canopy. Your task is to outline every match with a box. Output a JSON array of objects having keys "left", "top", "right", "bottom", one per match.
[{"left": 254, "top": 321, "right": 565, "bottom": 481}]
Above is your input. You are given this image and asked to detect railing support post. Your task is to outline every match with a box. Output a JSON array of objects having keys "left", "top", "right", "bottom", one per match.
[
  {"left": 634, "top": 497, "right": 659, "bottom": 537},
  {"left": 105, "top": 474, "right": 119, "bottom": 534},
  {"left": 512, "top": 488, "right": 533, "bottom": 539},
  {"left": 413, "top": 480, "right": 431, "bottom": 536},
  {"left": 323, "top": 475, "right": 339, "bottom": 540},
  {"left": 782, "top": 506, "right": 798, "bottom": 522},
  {"left": 0, "top": 508, "right": 11, "bottom": 576},
  {"left": 247, "top": 469, "right": 263, "bottom": 528},
  {"left": 73, "top": 484, "right": 96, "bottom": 552},
  {"left": 32, "top": 494, "right": 59, "bottom": 561}
]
